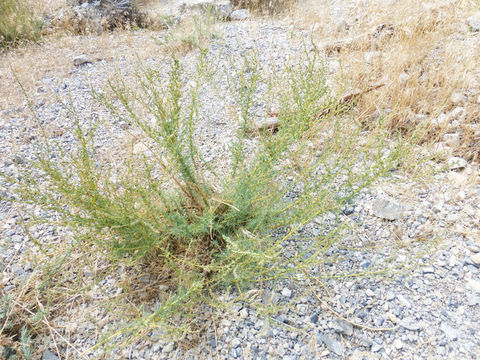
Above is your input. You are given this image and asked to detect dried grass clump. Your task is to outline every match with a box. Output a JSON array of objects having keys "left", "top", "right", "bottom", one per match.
[
  {"left": 232, "top": 0, "right": 295, "bottom": 14},
  {"left": 297, "top": 0, "right": 480, "bottom": 162},
  {"left": 0, "top": 0, "right": 43, "bottom": 49}
]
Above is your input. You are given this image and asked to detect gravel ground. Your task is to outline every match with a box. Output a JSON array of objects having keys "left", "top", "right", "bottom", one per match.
[{"left": 1, "top": 3, "right": 480, "bottom": 360}]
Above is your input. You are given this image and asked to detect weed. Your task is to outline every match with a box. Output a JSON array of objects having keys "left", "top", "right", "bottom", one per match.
[
  {"left": 156, "top": 10, "right": 220, "bottom": 55},
  {"left": 1, "top": 49, "right": 407, "bottom": 352}
]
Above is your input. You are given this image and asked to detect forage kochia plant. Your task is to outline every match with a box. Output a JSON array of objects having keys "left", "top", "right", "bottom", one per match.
[{"left": 1, "top": 49, "right": 406, "bottom": 344}]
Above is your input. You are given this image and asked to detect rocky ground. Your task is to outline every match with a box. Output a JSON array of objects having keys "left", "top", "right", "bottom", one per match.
[{"left": 1, "top": 1, "right": 480, "bottom": 359}]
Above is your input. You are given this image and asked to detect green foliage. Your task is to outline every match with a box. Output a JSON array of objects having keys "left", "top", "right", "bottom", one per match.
[
  {"left": 2, "top": 49, "right": 406, "bottom": 346},
  {"left": 0, "top": 0, "right": 43, "bottom": 48}
]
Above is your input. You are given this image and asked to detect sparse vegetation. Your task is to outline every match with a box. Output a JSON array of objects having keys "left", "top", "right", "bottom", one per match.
[
  {"left": 1, "top": 0, "right": 479, "bottom": 357},
  {"left": 1, "top": 48, "right": 406, "bottom": 353},
  {"left": 156, "top": 10, "right": 220, "bottom": 55},
  {"left": 299, "top": 0, "right": 480, "bottom": 161},
  {"left": 232, "top": 0, "right": 295, "bottom": 13},
  {"left": 0, "top": 0, "right": 43, "bottom": 48}
]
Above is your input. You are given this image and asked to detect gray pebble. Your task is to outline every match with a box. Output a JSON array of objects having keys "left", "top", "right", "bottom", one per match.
[
  {"left": 399, "top": 317, "right": 421, "bottom": 331},
  {"left": 73, "top": 54, "right": 89, "bottom": 67},
  {"left": 317, "top": 333, "right": 344, "bottom": 356},
  {"left": 42, "top": 350, "right": 59, "bottom": 360}
]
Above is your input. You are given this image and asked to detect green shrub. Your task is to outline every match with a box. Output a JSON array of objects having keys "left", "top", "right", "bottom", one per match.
[
  {"left": 2, "top": 50, "right": 406, "bottom": 346},
  {"left": 0, "top": 0, "right": 43, "bottom": 48}
]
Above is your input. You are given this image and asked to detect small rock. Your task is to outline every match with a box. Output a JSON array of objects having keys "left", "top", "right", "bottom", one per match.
[
  {"left": 231, "top": 338, "right": 241, "bottom": 347},
  {"left": 440, "top": 323, "right": 460, "bottom": 341},
  {"left": 422, "top": 266, "right": 435, "bottom": 274},
  {"left": 397, "top": 294, "right": 412, "bottom": 308},
  {"left": 333, "top": 320, "right": 354, "bottom": 337},
  {"left": 186, "top": 0, "right": 232, "bottom": 20},
  {"left": 443, "top": 133, "right": 460, "bottom": 147},
  {"left": 466, "top": 243, "right": 480, "bottom": 253},
  {"left": 239, "top": 308, "right": 248, "bottom": 319},
  {"left": 467, "top": 278, "right": 480, "bottom": 293},
  {"left": 399, "top": 317, "right": 421, "bottom": 331},
  {"left": 342, "top": 206, "right": 355, "bottom": 216},
  {"left": 448, "top": 157, "right": 468, "bottom": 170},
  {"left": 281, "top": 287, "right": 292, "bottom": 298},
  {"left": 230, "top": 9, "right": 250, "bottom": 21},
  {"left": 467, "top": 14, "right": 480, "bottom": 31},
  {"left": 13, "top": 155, "right": 25, "bottom": 164},
  {"left": 256, "top": 117, "right": 280, "bottom": 132},
  {"left": 42, "top": 350, "right": 59, "bottom": 360},
  {"left": 448, "top": 171, "right": 468, "bottom": 187},
  {"left": 467, "top": 295, "right": 480, "bottom": 306},
  {"left": 360, "top": 260, "right": 371, "bottom": 269},
  {"left": 316, "top": 333, "right": 344, "bottom": 356},
  {"left": 372, "top": 197, "right": 404, "bottom": 220},
  {"left": 73, "top": 54, "right": 89, "bottom": 66},
  {"left": 310, "top": 313, "right": 319, "bottom": 324},
  {"left": 163, "top": 343, "right": 174, "bottom": 353},
  {"left": 450, "top": 92, "right": 467, "bottom": 106},
  {"left": 386, "top": 291, "right": 395, "bottom": 301},
  {"left": 372, "top": 342, "right": 383, "bottom": 352},
  {"left": 471, "top": 253, "right": 480, "bottom": 266},
  {"left": 230, "top": 347, "right": 239, "bottom": 358},
  {"left": 398, "top": 72, "right": 409, "bottom": 83},
  {"left": 431, "top": 113, "right": 449, "bottom": 128},
  {"left": 393, "top": 339, "right": 403, "bottom": 350},
  {"left": 133, "top": 142, "right": 150, "bottom": 155}
]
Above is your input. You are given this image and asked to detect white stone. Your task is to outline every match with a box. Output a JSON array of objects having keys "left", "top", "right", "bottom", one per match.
[
  {"left": 393, "top": 339, "right": 403, "bottom": 349},
  {"left": 256, "top": 117, "right": 280, "bottom": 132},
  {"left": 281, "top": 287, "right": 292, "bottom": 298},
  {"left": 450, "top": 92, "right": 467, "bottom": 106},
  {"left": 73, "top": 54, "right": 89, "bottom": 66},
  {"left": 467, "top": 14, "right": 480, "bottom": 31},
  {"left": 443, "top": 133, "right": 460, "bottom": 147},
  {"left": 398, "top": 72, "right": 409, "bottom": 83},
  {"left": 467, "top": 278, "right": 480, "bottom": 293},
  {"left": 471, "top": 253, "right": 480, "bottom": 265},
  {"left": 372, "top": 197, "right": 404, "bottom": 220},
  {"left": 448, "top": 156, "right": 468, "bottom": 170}
]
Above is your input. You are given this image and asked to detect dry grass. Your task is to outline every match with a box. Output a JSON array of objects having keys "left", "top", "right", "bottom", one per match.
[
  {"left": 0, "top": 31, "right": 163, "bottom": 111},
  {"left": 232, "top": 0, "right": 296, "bottom": 13},
  {"left": 292, "top": 0, "right": 480, "bottom": 162},
  {"left": 0, "top": 1, "right": 219, "bottom": 114}
]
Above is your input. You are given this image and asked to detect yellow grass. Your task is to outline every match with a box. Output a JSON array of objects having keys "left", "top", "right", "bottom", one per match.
[{"left": 292, "top": 0, "right": 480, "bottom": 162}]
